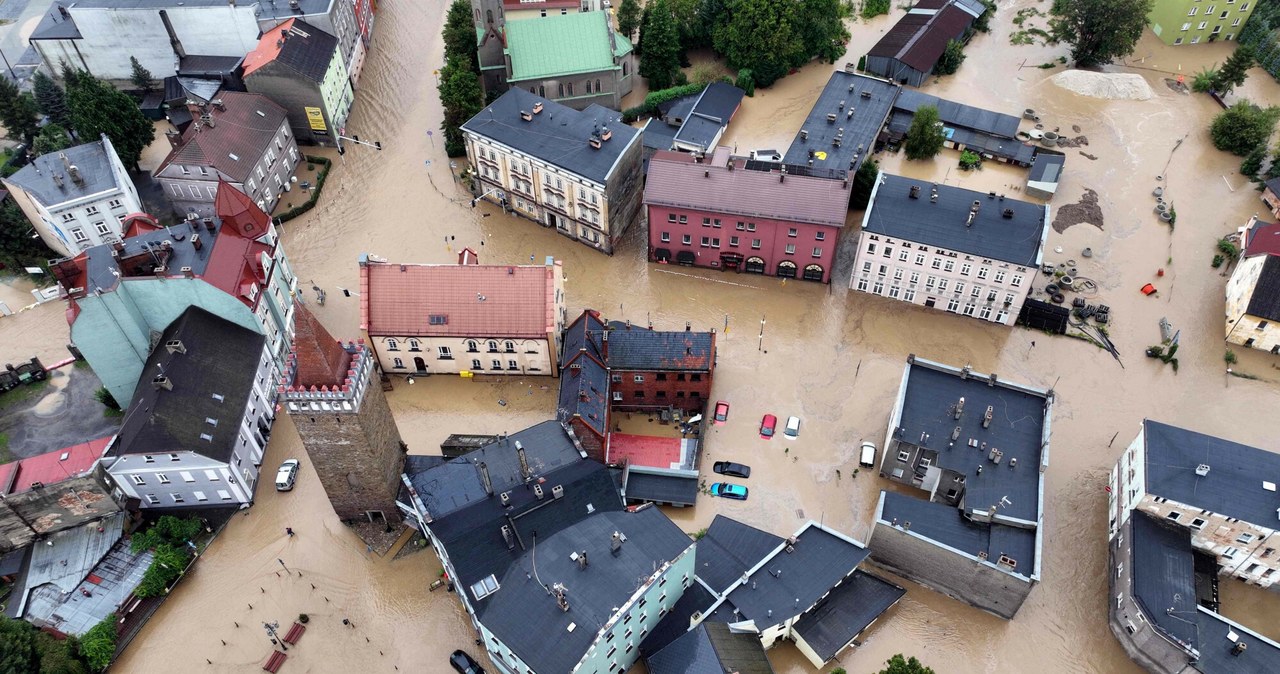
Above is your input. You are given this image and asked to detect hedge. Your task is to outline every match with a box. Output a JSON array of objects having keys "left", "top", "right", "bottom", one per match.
[{"left": 276, "top": 155, "right": 333, "bottom": 223}]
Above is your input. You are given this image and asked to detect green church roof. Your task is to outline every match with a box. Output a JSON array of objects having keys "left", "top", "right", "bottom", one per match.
[{"left": 504, "top": 12, "right": 620, "bottom": 82}]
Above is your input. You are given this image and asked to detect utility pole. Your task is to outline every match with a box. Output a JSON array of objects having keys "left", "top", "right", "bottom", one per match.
[{"left": 263, "top": 621, "right": 287, "bottom": 651}]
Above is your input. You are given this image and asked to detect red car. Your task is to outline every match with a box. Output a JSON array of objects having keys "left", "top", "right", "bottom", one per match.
[
  {"left": 759, "top": 414, "right": 777, "bottom": 439},
  {"left": 714, "top": 401, "right": 730, "bottom": 426}
]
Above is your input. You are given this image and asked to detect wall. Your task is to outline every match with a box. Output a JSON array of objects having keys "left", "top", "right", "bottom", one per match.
[
  {"left": 869, "top": 519, "right": 1033, "bottom": 619},
  {"left": 372, "top": 335, "right": 554, "bottom": 376},
  {"left": 319, "top": 50, "right": 355, "bottom": 136},
  {"left": 863, "top": 55, "right": 926, "bottom": 88},
  {"left": 1107, "top": 523, "right": 1198, "bottom": 674},
  {"left": 246, "top": 68, "right": 331, "bottom": 145},
  {"left": 5, "top": 176, "right": 140, "bottom": 258},
  {"left": 609, "top": 368, "right": 711, "bottom": 413},
  {"left": 258, "top": 1, "right": 362, "bottom": 84},
  {"left": 1225, "top": 254, "right": 1280, "bottom": 353},
  {"left": 604, "top": 135, "right": 644, "bottom": 254},
  {"left": 158, "top": 120, "right": 298, "bottom": 216},
  {"left": 645, "top": 204, "right": 840, "bottom": 283},
  {"left": 850, "top": 229, "right": 1036, "bottom": 326},
  {"left": 569, "top": 416, "right": 606, "bottom": 463},
  {"left": 1263, "top": 186, "right": 1280, "bottom": 219},
  {"left": 1149, "top": 0, "right": 1256, "bottom": 45},
  {"left": 511, "top": 65, "right": 622, "bottom": 111}
]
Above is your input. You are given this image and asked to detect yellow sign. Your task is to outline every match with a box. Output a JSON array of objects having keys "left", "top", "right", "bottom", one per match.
[
  {"left": 305, "top": 107, "right": 327, "bottom": 131},
  {"left": 814, "top": 151, "right": 828, "bottom": 160},
  {"left": 460, "top": 371, "right": 474, "bottom": 378}
]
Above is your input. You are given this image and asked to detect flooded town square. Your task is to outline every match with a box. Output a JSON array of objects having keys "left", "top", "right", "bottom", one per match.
[{"left": 4, "top": 0, "right": 1280, "bottom": 672}]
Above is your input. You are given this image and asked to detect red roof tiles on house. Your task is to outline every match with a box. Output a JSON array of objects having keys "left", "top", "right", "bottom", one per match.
[
  {"left": 360, "top": 259, "right": 559, "bottom": 338},
  {"left": 156, "top": 91, "right": 288, "bottom": 184},
  {"left": 0, "top": 436, "right": 111, "bottom": 495},
  {"left": 242, "top": 18, "right": 294, "bottom": 79},
  {"left": 290, "top": 304, "right": 353, "bottom": 388},
  {"left": 214, "top": 179, "right": 272, "bottom": 239},
  {"left": 1245, "top": 219, "right": 1280, "bottom": 258}
]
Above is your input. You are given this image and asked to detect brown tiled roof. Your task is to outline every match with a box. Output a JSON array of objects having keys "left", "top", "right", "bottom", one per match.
[
  {"left": 360, "top": 259, "right": 558, "bottom": 338},
  {"left": 644, "top": 150, "right": 850, "bottom": 227},
  {"left": 214, "top": 179, "right": 271, "bottom": 239},
  {"left": 157, "top": 91, "right": 287, "bottom": 183},
  {"left": 867, "top": 0, "right": 975, "bottom": 73},
  {"left": 291, "top": 304, "right": 353, "bottom": 388}
]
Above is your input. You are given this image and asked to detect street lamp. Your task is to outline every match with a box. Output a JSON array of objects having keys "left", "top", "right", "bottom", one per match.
[
  {"left": 471, "top": 188, "right": 506, "bottom": 209},
  {"left": 336, "top": 134, "right": 383, "bottom": 156},
  {"left": 263, "top": 621, "right": 287, "bottom": 651}
]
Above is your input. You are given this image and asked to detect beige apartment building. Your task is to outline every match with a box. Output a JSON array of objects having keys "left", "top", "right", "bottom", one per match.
[
  {"left": 850, "top": 175, "right": 1050, "bottom": 326},
  {"left": 358, "top": 251, "right": 566, "bottom": 377},
  {"left": 1225, "top": 215, "right": 1280, "bottom": 354}
]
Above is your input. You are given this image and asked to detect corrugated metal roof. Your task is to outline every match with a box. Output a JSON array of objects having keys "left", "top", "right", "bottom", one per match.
[
  {"left": 867, "top": 0, "right": 980, "bottom": 73},
  {"left": 645, "top": 151, "right": 850, "bottom": 227}
]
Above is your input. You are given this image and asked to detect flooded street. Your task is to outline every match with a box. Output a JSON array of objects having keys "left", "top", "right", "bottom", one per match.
[{"left": 5, "top": 0, "right": 1280, "bottom": 672}]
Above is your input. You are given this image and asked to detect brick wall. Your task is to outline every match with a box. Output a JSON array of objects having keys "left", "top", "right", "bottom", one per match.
[
  {"left": 293, "top": 382, "right": 405, "bottom": 521},
  {"left": 610, "top": 369, "right": 712, "bottom": 414},
  {"left": 569, "top": 417, "right": 606, "bottom": 463}
]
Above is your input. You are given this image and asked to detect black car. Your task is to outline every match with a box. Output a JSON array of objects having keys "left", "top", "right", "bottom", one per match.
[
  {"left": 713, "top": 461, "right": 751, "bottom": 479},
  {"left": 450, "top": 650, "right": 486, "bottom": 674}
]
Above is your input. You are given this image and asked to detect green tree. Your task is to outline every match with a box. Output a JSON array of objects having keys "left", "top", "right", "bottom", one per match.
[
  {"left": 635, "top": 5, "right": 652, "bottom": 55},
  {"left": 639, "top": 0, "right": 683, "bottom": 90},
  {"left": 713, "top": 0, "right": 804, "bottom": 87},
  {"left": 33, "top": 72, "right": 72, "bottom": 131},
  {"left": 439, "top": 59, "right": 483, "bottom": 158},
  {"left": 1210, "top": 102, "right": 1280, "bottom": 156},
  {"left": 78, "top": 616, "right": 117, "bottom": 672},
  {"left": 1049, "top": 0, "right": 1152, "bottom": 68},
  {"left": 796, "top": 0, "right": 849, "bottom": 65},
  {"left": 0, "top": 202, "right": 54, "bottom": 273},
  {"left": 65, "top": 70, "right": 155, "bottom": 169},
  {"left": 0, "top": 78, "right": 40, "bottom": 143},
  {"left": 136, "top": 543, "right": 191, "bottom": 597},
  {"left": 442, "top": 0, "right": 480, "bottom": 73},
  {"left": 130, "top": 515, "right": 203, "bottom": 552},
  {"left": 1242, "top": 143, "right": 1266, "bottom": 177},
  {"left": 33, "top": 124, "right": 73, "bottom": 156},
  {"left": 128, "top": 56, "right": 155, "bottom": 93},
  {"left": 903, "top": 105, "right": 946, "bottom": 160},
  {"left": 618, "top": 0, "right": 643, "bottom": 40},
  {"left": 34, "top": 633, "right": 89, "bottom": 674},
  {"left": 935, "top": 39, "right": 967, "bottom": 76},
  {"left": 1192, "top": 65, "right": 1219, "bottom": 93},
  {"left": 1210, "top": 44, "right": 1256, "bottom": 95},
  {"left": 0, "top": 615, "right": 39, "bottom": 674},
  {"left": 735, "top": 68, "right": 755, "bottom": 96},
  {"left": 878, "top": 654, "right": 936, "bottom": 674},
  {"left": 667, "top": 0, "right": 704, "bottom": 49},
  {"left": 851, "top": 158, "right": 880, "bottom": 210},
  {"left": 971, "top": 0, "right": 996, "bottom": 32},
  {"left": 861, "top": 0, "right": 890, "bottom": 19}
]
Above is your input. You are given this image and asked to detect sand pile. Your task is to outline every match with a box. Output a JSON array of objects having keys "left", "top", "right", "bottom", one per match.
[{"left": 1051, "top": 70, "right": 1153, "bottom": 101}]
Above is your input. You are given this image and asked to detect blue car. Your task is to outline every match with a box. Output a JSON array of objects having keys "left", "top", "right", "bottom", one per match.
[{"left": 710, "top": 482, "right": 748, "bottom": 500}]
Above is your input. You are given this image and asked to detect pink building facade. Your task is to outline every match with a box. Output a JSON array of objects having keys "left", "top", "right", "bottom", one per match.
[{"left": 643, "top": 149, "right": 850, "bottom": 283}]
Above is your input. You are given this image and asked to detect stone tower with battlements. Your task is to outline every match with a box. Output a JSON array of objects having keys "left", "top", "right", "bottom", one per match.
[{"left": 282, "top": 305, "right": 404, "bottom": 540}]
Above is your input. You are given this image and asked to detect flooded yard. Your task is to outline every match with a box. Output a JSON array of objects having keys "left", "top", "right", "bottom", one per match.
[{"left": 5, "top": 0, "right": 1280, "bottom": 672}]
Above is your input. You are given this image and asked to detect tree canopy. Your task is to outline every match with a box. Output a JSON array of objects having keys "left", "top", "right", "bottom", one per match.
[
  {"left": 1210, "top": 45, "right": 1256, "bottom": 95},
  {"left": 33, "top": 72, "right": 73, "bottom": 131},
  {"left": 33, "top": 124, "right": 73, "bottom": 156},
  {"left": 639, "top": 0, "right": 684, "bottom": 90},
  {"left": 617, "top": 0, "right": 643, "bottom": 40},
  {"left": 878, "top": 654, "right": 937, "bottom": 674},
  {"left": 1209, "top": 102, "right": 1280, "bottom": 156},
  {"left": 65, "top": 69, "right": 154, "bottom": 169},
  {"left": 1049, "top": 0, "right": 1152, "bottom": 68},
  {"left": 440, "top": 59, "right": 483, "bottom": 158},
  {"left": 129, "top": 56, "right": 155, "bottom": 93},
  {"left": 442, "top": 0, "right": 480, "bottom": 73},
  {"left": 0, "top": 616, "right": 92, "bottom": 674},
  {"left": 0, "top": 78, "right": 40, "bottom": 144},
  {"left": 904, "top": 105, "right": 946, "bottom": 160},
  {"left": 78, "top": 616, "right": 117, "bottom": 672},
  {"left": 934, "top": 39, "right": 967, "bottom": 76},
  {"left": 713, "top": 0, "right": 803, "bottom": 87}
]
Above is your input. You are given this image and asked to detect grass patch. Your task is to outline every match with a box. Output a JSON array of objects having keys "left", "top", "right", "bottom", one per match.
[
  {"left": 104, "top": 408, "right": 124, "bottom": 418},
  {"left": 0, "top": 433, "right": 12, "bottom": 464},
  {"left": 0, "top": 380, "right": 49, "bottom": 409}
]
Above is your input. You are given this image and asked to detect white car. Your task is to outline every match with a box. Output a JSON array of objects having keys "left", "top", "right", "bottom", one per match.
[
  {"left": 783, "top": 416, "right": 801, "bottom": 439},
  {"left": 275, "top": 459, "right": 300, "bottom": 491},
  {"left": 859, "top": 441, "right": 877, "bottom": 467}
]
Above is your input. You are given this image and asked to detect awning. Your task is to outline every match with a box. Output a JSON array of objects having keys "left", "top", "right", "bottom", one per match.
[
  {"left": 719, "top": 252, "right": 743, "bottom": 262},
  {"left": 654, "top": 248, "right": 672, "bottom": 262},
  {"left": 676, "top": 251, "right": 697, "bottom": 265}
]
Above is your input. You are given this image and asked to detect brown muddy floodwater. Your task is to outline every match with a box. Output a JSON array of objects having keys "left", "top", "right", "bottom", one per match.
[{"left": 3, "top": 1, "right": 1279, "bottom": 672}]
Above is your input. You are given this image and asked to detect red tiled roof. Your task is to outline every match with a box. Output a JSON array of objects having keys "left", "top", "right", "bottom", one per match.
[
  {"left": 156, "top": 91, "right": 288, "bottom": 183},
  {"left": 1245, "top": 219, "right": 1280, "bottom": 258},
  {"left": 290, "top": 304, "right": 353, "bottom": 388},
  {"left": 607, "top": 434, "right": 682, "bottom": 468},
  {"left": 242, "top": 19, "right": 293, "bottom": 79},
  {"left": 644, "top": 150, "right": 850, "bottom": 227},
  {"left": 121, "top": 213, "right": 162, "bottom": 238},
  {"left": 0, "top": 436, "right": 111, "bottom": 495},
  {"left": 360, "top": 260, "right": 558, "bottom": 338},
  {"left": 203, "top": 233, "right": 271, "bottom": 308},
  {"left": 214, "top": 180, "right": 271, "bottom": 239}
]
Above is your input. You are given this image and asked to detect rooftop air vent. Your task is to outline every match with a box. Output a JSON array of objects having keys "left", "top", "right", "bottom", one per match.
[
  {"left": 1195, "top": 464, "right": 1211, "bottom": 477},
  {"left": 1002, "top": 208, "right": 1015, "bottom": 219}
]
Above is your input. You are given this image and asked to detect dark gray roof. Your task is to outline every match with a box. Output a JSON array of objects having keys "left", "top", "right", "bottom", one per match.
[
  {"left": 1028, "top": 153, "right": 1065, "bottom": 184},
  {"left": 1192, "top": 604, "right": 1280, "bottom": 673},
  {"left": 879, "top": 492, "right": 1037, "bottom": 578},
  {"left": 671, "top": 82, "right": 744, "bottom": 151},
  {"left": 30, "top": 4, "right": 81, "bottom": 41},
  {"left": 461, "top": 88, "right": 638, "bottom": 185},
  {"left": 604, "top": 321, "right": 714, "bottom": 371},
  {"left": 1246, "top": 256, "right": 1280, "bottom": 322},
  {"left": 1266, "top": 177, "right": 1280, "bottom": 195},
  {"left": 885, "top": 110, "right": 1036, "bottom": 164},
  {"left": 893, "top": 89, "right": 1020, "bottom": 139},
  {"left": 179, "top": 55, "right": 244, "bottom": 77},
  {"left": 782, "top": 71, "right": 899, "bottom": 173},
  {"left": 792, "top": 570, "right": 906, "bottom": 662},
  {"left": 673, "top": 115, "right": 727, "bottom": 151},
  {"left": 1129, "top": 512, "right": 1199, "bottom": 651},
  {"left": 0, "top": 547, "right": 26, "bottom": 576},
  {"left": 897, "top": 362, "right": 1049, "bottom": 521},
  {"left": 866, "top": 174, "right": 1048, "bottom": 265},
  {"left": 641, "top": 582, "right": 717, "bottom": 655},
  {"left": 647, "top": 622, "right": 774, "bottom": 674},
  {"left": 253, "top": 19, "right": 337, "bottom": 83},
  {"left": 642, "top": 118, "right": 678, "bottom": 151},
  {"left": 481, "top": 507, "right": 693, "bottom": 674},
  {"left": 866, "top": 0, "right": 980, "bottom": 73},
  {"left": 407, "top": 420, "right": 585, "bottom": 521},
  {"left": 6, "top": 138, "right": 123, "bottom": 207},
  {"left": 558, "top": 311, "right": 609, "bottom": 438},
  {"left": 724, "top": 526, "right": 869, "bottom": 625},
  {"left": 1142, "top": 420, "right": 1280, "bottom": 525},
  {"left": 72, "top": 216, "right": 236, "bottom": 303},
  {"left": 697, "top": 515, "right": 784, "bottom": 595},
  {"left": 624, "top": 470, "right": 698, "bottom": 506},
  {"left": 111, "top": 307, "right": 264, "bottom": 462}
]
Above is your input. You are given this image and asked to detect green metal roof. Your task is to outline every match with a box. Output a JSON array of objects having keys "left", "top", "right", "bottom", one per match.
[
  {"left": 612, "top": 32, "right": 633, "bottom": 59},
  {"left": 504, "top": 13, "right": 619, "bottom": 82}
]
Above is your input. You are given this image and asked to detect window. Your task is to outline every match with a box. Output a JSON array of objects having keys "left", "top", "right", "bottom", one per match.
[
  {"left": 409, "top": 339, "right": 421, "bottom": 352},
  {"left": 71, "top": 228, "right": 88, "bottom": 243},
  {"left": 679, "top": 215, "right": 688, "bottom": 224},
  {"left": 729, "top": 236, "right": 739, "bottom": 247},
  {"left": 1174, "top": 37, "right": 1184, "bottom": 45},
  {"left": 1258, "top": 321, "right": 1269, "bottom": 330},
  {"left": 668, "top": 214, "right": 677, "bottom": 223},
  {"left": 205, "top": 470, "right": 219, "bottom": 481},
  {"left": 472, "top": 359, "right": 482, "bottom": 370},
  {"left": 438, "top": 346, "right": 453, "bottom": 359},
  {"left": 894, "top": 269, "right": 904, "bottom": 281},
  {"left": 488, "top": 341, "right": 499, "bottom": 352},
  {"left": 954, "top": 281, "right": 965, "bottom": 294},
  {"left": 788, "top": 228, "right": 797, "bottom": 237},
  {"left": 713, "top": 219, "right": 722, "bottom": 228},
  {"left": 751, "top": 239, "right": 761, "bottom": 249},
  {"left": 194, "top": 491, "right": 207, "bottom": 501},
  {"left": 1011, "top": 274, "right": 1023, "bottom": 287},
  {"left": 492, "top": 359, "right": 502, "bottom": 370},
  {"left": 1166, "top": 511, "right": 1181, "bottom": 522},
  {"left": 746, "top": 222, "right": 756, "bottom": 231},
  {"left": 947, "top": 298, "right": 960, "bottom": 312},
  {"left": 960, "top": 263, "right": 971, "bottom": 276},
  {"left": 915, "top": 253, "right": 926, "bottom": 265},
  {"left": 1191, "top": 35, "right": 1201, "bottom": 43},
  {"left": 171, "top": 493, "right": 185, "bottom": 503},
  {"left": 60, "top": 212, "right": 75, "bottom": 223},
  {"left": 157, "top": 474, "right": 170, "bottom": 484},
  {"left": 146, "top": 494, "right": 160, "bottom": 504},
  {"left": 1188, "top": 6, "right": 1198, "bottom": 15},
  {"left": 634, "top": 375, "right": 644, "bottom": 383},
  {"left": 1198, "top": 20, "right": 1208, "bottom": 28},
  {"left": 700, "top": 236, "right": 710, "bottom": 247},
  {"left": 867, "top": 243, "right": 877, "bottom": 255},
  {"left": 131, "top": 475, "right": 146, "bottom": 485},
  {"left": 1233, "top": 17, "right": 1242, "bottom": 25},
  {"left": 904, "top": 289, "right": 916, "bottom": 302},
  {"left": 943, "top": 260, "right": 955, "bottom": 272},
  {"left": 505, "top": 341, "right": 515, "bottom": 353},
  {"left": 393, "top": 357, "right": 404, "bottom": 369},
  {"left": 108, "top": 198, "right": 123, "bottom": 209},
  {"left": 386, "top": 338, "right": 399, "bottom": 351},
  {"left": 898, "top": 249, "right": 908, "bottom": 261},
  {"left": 857, "top": 278, "right": 869, "bottom": 291},
  {"left": 1206, "top": 4, "right": 1216, "bottom": 12},
  {"left": 909, "top": 272, "right": 919, "bottom": 284},
  {"left": 508, "top": 360, "right": 518, "bottom": 370},
  {"left": 994, "top": 270, "right": 1006, "bottom": 283},
  {"left": 95, "top": 221, "right": 111, "bottom": 235},
  {"left": 144, "top": 455, "right": 155, "bottom": 463},
  {"left": 702, "top": 217, "right": 711, "bottom": 227},
  {"left": 931, "top": 258, "right": 942, "bottom": 269},
  {"left": 1237, "top": 532, "right": 1256, "bottom": 544},
  {"left": 816, "top": 231, "right": 826, "bottom": 241},
  {"left": 937, "top": 279, "right": 948, "bottom": 292},
  {"left": 682, "top": 234, "right": 692, "bottom": 245},
  {"left": 470, "top": 574, "right": 500, "bottom": 600},
  {"left": 181, "top": 472, "right": 194, "bottom": 483},
  {"left": 785, "top": 244, "right": 795, "bottom": 254},
  {"left": 1181, "top": 22, "right": 1192, "bottom": 30},
  {"left": 1191, "top": 518, "right": 1206, "bottom": 530}
]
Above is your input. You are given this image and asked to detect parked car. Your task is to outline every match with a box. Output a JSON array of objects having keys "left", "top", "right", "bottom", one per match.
[
  {"left": 713, "top": 461, "right": 751, "bottom": 478},
  {"left": 859, "top": 441, "right": 877, "bottom": 468},
  {"left": 450, "top": 650, "right": 486, "bottom": 674},
  {"left": 750, "top": 149, "right": 783, "bottom": 162},
  {"left": 710, "top": 482, "right": 749, "bottom": 500},
  {"left": 275, "top": 459, "right": 300, "bottom": 491},
  {"left": 784, "top": 416, "right": 801, "bottom": 438},
  {"left": 713, "top": 401, "right": 730, "bottom": 425},
  {"left": 759, "top": 414, "right": 777, "bottom": 439}
]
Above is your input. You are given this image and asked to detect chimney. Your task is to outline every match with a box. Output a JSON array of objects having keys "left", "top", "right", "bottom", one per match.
[
  {"left": 909, "top": 185, "right": 920, "bottom": 199},
  {"left": 290, "top": 0, "right": 302, "bottom": 12},
  {"left": 800, "top": 129, "right": 808, "bottom": 141},
  {"left": 983, "top": 405, "right": 994, "bottom": 428},
  {"left": 610, "top": 531, "right": 623, "bottom": 555},
  {"left": 520, "top": 110, "right": 533, "bottom": 122},
  {"left": 153, "top": 375, "right": 173, "bottom": 391},
  {"left": 52, "top": 172, "right": 64, "bottom": 188},
  {"left": 589, "top": 136, "right": 602, "bottom": 149},
  {"left": 479, "top": 461, "right": 493, "bottom": 495},
  {"left": 191, "top": 233, "right": 202, "bottom": 250},
  {"left": 165, "top": 339, "right": 186, "bottom": 355},
  {"left": 954, "top": 397, "right": 965, "bottom": 420},
  {"left": 532, "top": 102, "right": 544, "bottom": 114},
  {"left": 165, "top": 129, "right": 181, "bottom": 149},
  {"left": 1232, "top": 642, "right": 1248, "bottom": 657},
  {"left": 516, "top": 441, "right": 531, "bottom": 481},
  {"left": 600, "top": 127, "right": 612, "bottom": 141},
  {"left": 158, "top": 10, "right": 187, "bottom": 60},
  {"left": 501, "top": 525, "right": 515, "bottom": 549},
  {"left": 212, "top": 99, "right": 225, "bottom": 112},
  {"left": 930, "top": 185, "right": 938, "bottom": 203},
  {"left": 534, "top": 483, "right": 545, "bottom": 500},
  {"left": 1002, "top": 208, "right": 1015, "bottom": 219},
  {"left": 576, "top": 550, "right": 588, "bottom": 569},
  {"left": 68, "top": 166, "right": 82, "bottom": 184},
  {"left": 59, "top": 152, "right": 70, "bottom": 170}
]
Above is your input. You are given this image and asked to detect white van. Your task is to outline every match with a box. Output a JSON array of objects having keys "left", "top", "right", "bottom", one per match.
[
  {"left": 859, "top": 441, "right": 877, "bottom": 468},
  {"left": 783, "top": 416, "right": 801, "bottom": 438}
]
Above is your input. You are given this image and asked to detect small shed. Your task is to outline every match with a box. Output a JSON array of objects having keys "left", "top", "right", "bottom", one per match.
[{"left": 1026, "top": 153, "right": 1065, "bottom": 200}]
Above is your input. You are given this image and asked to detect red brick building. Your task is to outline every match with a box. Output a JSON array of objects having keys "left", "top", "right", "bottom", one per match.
[{"left": 603, "top": 321, "right": 715, "bottom": 414}]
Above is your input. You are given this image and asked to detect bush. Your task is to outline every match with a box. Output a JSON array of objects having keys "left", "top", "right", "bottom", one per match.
[
  {"left": 1225, "top": 349, "right": 1238, "bottom": 364},
  {"left": 93, "top": 386, "right": 120, "bottom": 411},
  {"left": 935, "top": 39, "right": 966, "bottom": 76},
  {"left": 622, "top": 81, "right": 719, "bottom": 122},
  {"left": 79, "top": 615, "right": 118, "bottom": 672},
  {"left": 1192, "top": 66, "right": 1219, "bottom": 93},
  {"left": 1241, "top": 144, "right": 1266, "bottom": 178},
  {"left": 861, "top": 0, "right": 890, "bottom": 19},
  {"left": 1210, "top": 102, "right": 1280, "bottom": 156},
  {"left": 135, "top": 543, "right": 191, "bottom": 597},
  {"left": 277, "top": 155, "right": 332, "bottom": 223},
  {"left": 1217, "top": 237, "right": 1241, "bottom": 258},
  {"left": 130, "top": 515, "right": 203, "bottom": 553},
  {"left": 971, "top": 0, "right": 996, "bottom": 32},
  {"left": 851, "top": 158, "right": 880, "bottom": 209},
  {"left": 735, "top": 69, "right": 755, "bottom": 97},
  {"left": 959, "top": 150, "right": 982, "bottom": 170}
]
